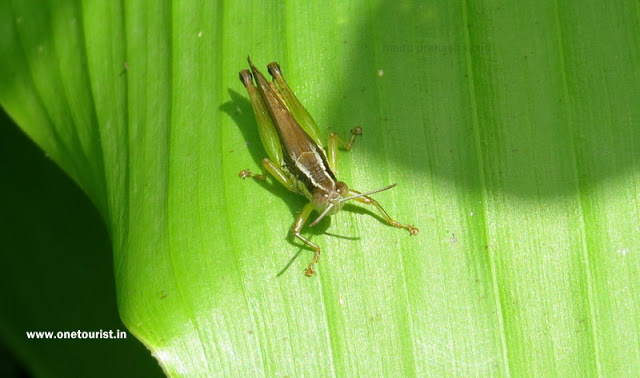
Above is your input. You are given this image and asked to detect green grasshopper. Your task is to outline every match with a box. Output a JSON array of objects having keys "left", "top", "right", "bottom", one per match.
[{"left": 238, "top": 57, "right": 418, "bottom": 276}]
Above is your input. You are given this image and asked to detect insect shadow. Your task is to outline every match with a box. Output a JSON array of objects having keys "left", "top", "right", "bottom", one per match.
[{"left": 221, "top": 89, "right": 367, "bottom": 275}]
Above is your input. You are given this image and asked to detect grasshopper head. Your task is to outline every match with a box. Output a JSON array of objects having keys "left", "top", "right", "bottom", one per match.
[
  {"left": 309, "top": 181, "right": 349, "bottom": 226},
  {"left": 309, "top": 182, "right": 398, "bottom": 227}
]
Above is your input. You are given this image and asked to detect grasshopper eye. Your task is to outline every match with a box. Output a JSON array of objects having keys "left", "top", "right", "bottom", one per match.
[
  {"left": 336, "top": 181, "right": 349, "bottom": 196},
  {"left": 312, "top": 188, "right": 330, "bottom": 207}
]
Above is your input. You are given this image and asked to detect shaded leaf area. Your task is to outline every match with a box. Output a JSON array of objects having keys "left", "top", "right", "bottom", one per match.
[
  {"left": 0, "top": 110, "right": 163, "bottom": 376},
  {"left": 0, "top": 0, "right": 638, "bottom": 376}
]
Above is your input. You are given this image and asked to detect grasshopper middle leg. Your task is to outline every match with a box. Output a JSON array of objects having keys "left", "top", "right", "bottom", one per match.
[{"left": 239, "top": 158, "right": 297, "bottom": 193}]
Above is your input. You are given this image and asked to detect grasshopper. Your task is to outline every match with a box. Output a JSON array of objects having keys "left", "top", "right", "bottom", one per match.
[{"left": 238, "top": 57, "right": 418, "bottom": 276}]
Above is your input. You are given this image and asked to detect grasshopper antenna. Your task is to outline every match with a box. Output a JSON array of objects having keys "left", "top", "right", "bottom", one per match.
[
  {"left": 309, "top": 204, "right": 335, "bottom": 227},
  {"left": 309, "top": 183, "right": 398, "bottom": 227},
  {"left": 340, "top": 183, "right": 397, "bottom": 202}
]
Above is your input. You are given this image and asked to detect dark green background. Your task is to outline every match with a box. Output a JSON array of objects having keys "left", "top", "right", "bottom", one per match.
[{"left": 0, "top": 109, "right": 162, "bottom": 376}]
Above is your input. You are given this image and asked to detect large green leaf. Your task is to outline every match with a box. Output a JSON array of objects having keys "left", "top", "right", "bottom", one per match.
[
  {"left": 1, "top": 0, "right": 638, "bottom": 375},
  {"left": 0, "top": 110, "right": 164, "bottom": 376}
]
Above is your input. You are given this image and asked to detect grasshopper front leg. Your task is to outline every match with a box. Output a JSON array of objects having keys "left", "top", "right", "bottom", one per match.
[
  {"left": 291, "top": 203, "right": 321, "bottom": 276},
  {"left": 240, "top": 158, "right": 321, "bottom": 275}
]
